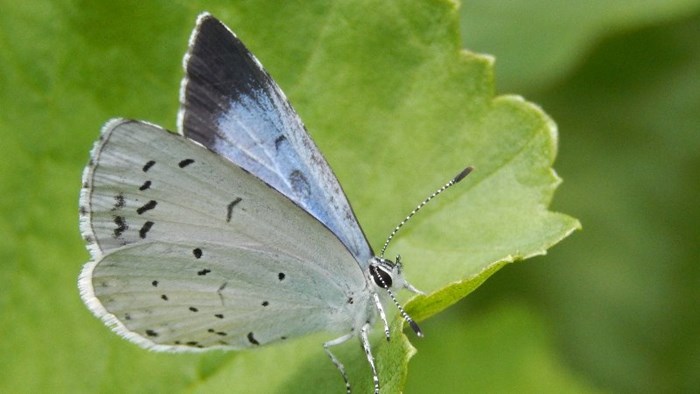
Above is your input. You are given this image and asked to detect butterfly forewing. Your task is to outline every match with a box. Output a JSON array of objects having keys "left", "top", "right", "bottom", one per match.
[
  {"left": 79, "top": 119, "right": 368, "bottom": 351},
  {"left": 178, "top": 14, "right": 372, "bottom": 265}
]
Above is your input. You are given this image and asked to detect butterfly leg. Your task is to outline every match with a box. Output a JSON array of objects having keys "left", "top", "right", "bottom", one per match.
[
  {"left": 324, "top": 333, "right": 354, "bottom": 394},
  {"left": 360, "top": 321, "right": 380, "bottom": 394},
  {"left": 372, "top": 292, "right": 391, "bottom": 341},
  {"left": 403, "top": 280, "right": 424, "bottom": 295}
]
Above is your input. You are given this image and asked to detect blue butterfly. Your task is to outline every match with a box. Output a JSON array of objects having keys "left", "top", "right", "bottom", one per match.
[{"left": 79, "top": 13, "right": 470, "bottom": 393}]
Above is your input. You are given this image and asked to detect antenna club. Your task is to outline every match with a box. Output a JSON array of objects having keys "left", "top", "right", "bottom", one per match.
[
  {"left": 409, "top": 320, "right": 424, "bottom": 337},
  {"left": 453, "top": 166, "right": 474, "bottom": 183}
]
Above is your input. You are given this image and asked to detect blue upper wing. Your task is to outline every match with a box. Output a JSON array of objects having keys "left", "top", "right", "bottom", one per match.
[{"left": 177, "top": 13, "right": 372, "bottom": 265}]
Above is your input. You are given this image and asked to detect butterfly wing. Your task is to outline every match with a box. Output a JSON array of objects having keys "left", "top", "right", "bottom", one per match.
[
  {"left": 79, "top": 119, "right": 369, "bottom": 351},
  {"left": 177, "top": 13, "right": 372, "bottom": 265}
]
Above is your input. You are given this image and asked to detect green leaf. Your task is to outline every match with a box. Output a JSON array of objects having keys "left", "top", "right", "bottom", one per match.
[{"left": 0, "top": 0, "right": 577, "bottom": 393}]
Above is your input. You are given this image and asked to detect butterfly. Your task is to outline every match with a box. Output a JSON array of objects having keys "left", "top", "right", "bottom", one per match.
[{"left": 78, "top": 12, "right": 471, "bottom": 393}]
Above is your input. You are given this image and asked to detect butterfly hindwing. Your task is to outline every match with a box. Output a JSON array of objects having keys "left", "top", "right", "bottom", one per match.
[
  {"left": 79, "top": 119, "right": 368, "bottom": 351},
  {"left": 85, "top": 241, "right": 364, "bottom": 350},
  {"left": 178, "top": 13, "right": 372, "bottom": 265}
]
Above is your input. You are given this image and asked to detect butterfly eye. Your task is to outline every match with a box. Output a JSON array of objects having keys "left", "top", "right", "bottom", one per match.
[{"left": 369, "top": 263, "right": 393, "bottom": 288}]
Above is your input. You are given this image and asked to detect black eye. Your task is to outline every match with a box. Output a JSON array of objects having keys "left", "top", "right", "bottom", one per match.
[{"left": 370, "top": 265, "right": 393, "bottom": 288}]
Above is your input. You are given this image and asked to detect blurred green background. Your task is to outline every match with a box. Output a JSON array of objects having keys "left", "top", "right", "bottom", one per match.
[{"left": 1, "top": 0, "right": 698, "bottom": 393}]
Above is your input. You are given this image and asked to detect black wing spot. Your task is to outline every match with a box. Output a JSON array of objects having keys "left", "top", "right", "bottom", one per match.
[
  {"left": 216, "top": 281, "right": 228, "bottom": 306},
  {"left": 145, "top": 329, "right": 158, "bottom": 337},
  {"left": 274, "top": 135, "right": 287, "bottom": 150},
  {"left": 178, "top": 158, "right": 194, "bottom": 168},
  {"left": 226, "top": 197, "right": 243, "bottom": 222},
  {"left": 262, "top": 301, "right": 269, "bottom": 307},
  {"left": 197, "top": 268, "right": 211, "bottom": 276},
  {"left": 112, "top": 193, "right": 125, "bottom": 210},
  {"left": 247, "top": 332, "right": 260, "bottom": 346},
  {"left": 143, "top": 160, "right": 156, "bottom": 172},
  {"left": 214, "top": 314, "right": 224, "bottom": 319},
  {"left": 139, "top": 180, "right": 152, "bottom": 191},
  {"left": 136, "top": 200, "right": 157, "bottom": 214},
  {"left": 207, "top": 329, "right": 227, "bottom": 337},
  {"left": 189, "top": 307, "right": 199, "bottom": 312},
  {"left": 278, "top": 272, "right": 286, "bottom": 281},
  {"left": 289, "top": 170, "right": 311, "bottom": 198},
  {"left": 139, "top": 221, "right": 154, "bottom": 238},
  {"left": 161, "top": 294, "right": 169, "bottom": 301},
  {"left": 151, "top": 280, "right": 158, "bottom": 287},
  {"left": 113, "top": 216, "right": 128, "bottom": 238},
  {"left": 193, "top": 248, "right": 203, "bottom": 259}
]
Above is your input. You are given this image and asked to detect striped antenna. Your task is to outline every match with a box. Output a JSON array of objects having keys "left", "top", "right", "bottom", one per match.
[{"left": 379, "top": 166, "right": 473, "bottom": 258}]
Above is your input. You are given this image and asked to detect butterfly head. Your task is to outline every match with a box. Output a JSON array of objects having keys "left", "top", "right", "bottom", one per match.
[
  {"left": 369, "top": 255, "right": 421, "bottom": 293},
  {"left": 368, "top": 255, "right": 424, "bottom": 337}
]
